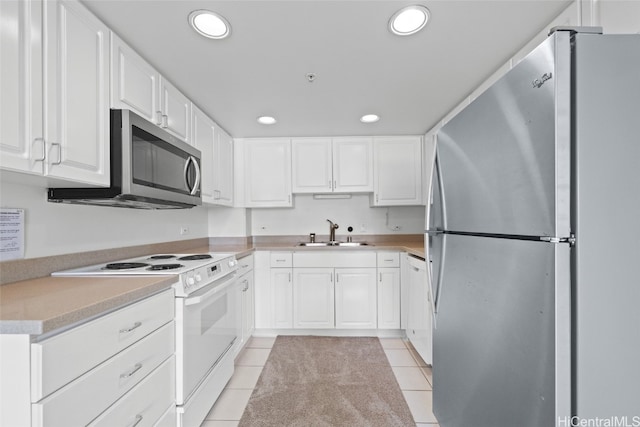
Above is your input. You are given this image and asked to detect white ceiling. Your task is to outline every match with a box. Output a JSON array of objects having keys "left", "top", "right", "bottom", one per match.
[{"left": 83, "top": 0, "right": 572, "bottom": 138}]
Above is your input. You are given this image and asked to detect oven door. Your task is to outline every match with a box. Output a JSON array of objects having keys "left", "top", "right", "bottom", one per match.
[{"left": 175, "top": 273, "right": 238, "bottom": 404}]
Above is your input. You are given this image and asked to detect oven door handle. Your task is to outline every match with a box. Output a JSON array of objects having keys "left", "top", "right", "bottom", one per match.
[{"left": 184, "top": 273, "right": 238, "bottom": 306}]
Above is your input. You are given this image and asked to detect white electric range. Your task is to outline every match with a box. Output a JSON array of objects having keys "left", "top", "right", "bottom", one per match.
[{"left": 53, "top": 252, "right": 240, "bottom": 427}]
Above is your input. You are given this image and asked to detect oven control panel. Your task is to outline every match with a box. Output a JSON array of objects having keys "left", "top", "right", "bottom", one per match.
[{"left": 178, "top": 256, "right": 238, "bottom": 296}]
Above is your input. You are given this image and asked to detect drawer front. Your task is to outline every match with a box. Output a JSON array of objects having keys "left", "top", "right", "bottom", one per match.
[
  {"left": 377, "top": 252, "right": 400, "bottom": 267},
  {"left": 270, "top": 252, "right": 292, "bottom": 267},
  {"left": 31, "top": 289, "right": 174, "bottom": 400},
  {"left": 293, "top": 251, "right": 376, "bottom": 268},
  {"left": 31, "top": 322, "right": 175, "bottom": 427},
  {"left": 88, "top": 356, "right": 175, "bottom": 427},
  {"left": 237, "top": 254, "right": 254, "bottom": 276},
  {"left": 153, "top": 404, "right": 177, "bottom": 427}
]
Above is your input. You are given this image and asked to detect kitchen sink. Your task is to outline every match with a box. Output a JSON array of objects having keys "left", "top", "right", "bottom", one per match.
[{"left": 297, "top": 242, "right": 371, "bottom": 247}]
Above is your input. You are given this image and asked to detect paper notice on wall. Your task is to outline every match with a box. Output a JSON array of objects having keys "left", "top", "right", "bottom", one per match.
[{"left": 0, "top": 208, "right": 25, "bottom": 261}]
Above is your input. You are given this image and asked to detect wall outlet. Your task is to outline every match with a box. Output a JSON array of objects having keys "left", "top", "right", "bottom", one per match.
[
  {"left": 391, "top": 225, "right": 402, "bottom": 231},
  {"left": 360, "top": 223, "right": 366, "bottom": 232},
  {"left": 180, "top": 226, "right": 189, "bottom": 235}
]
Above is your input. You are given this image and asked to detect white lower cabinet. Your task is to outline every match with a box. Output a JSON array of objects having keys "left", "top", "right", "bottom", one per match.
[
  {"left": 334, "top": 268, "right": 377, "bottom": 329},
  {"left": 293, "top": 268, "right": 335, "bottom": 328},
  {"left": 377, "top": 268, "right": 401, "bottom": 329},
  {"left": 87, "top": 355, "right": 175, "bottom": 427},
  {"left": 234, "top": 254, "right": 254, "bottom": 355},
  {"left": 271, "top": 268, "right": 293, "bottom": 328},
  {"left": 0, "top": 288, "right": 176, "bottom": 427}
]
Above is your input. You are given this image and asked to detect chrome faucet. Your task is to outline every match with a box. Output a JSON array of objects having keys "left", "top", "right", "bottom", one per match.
[{"left": 327, "top": 219, "right": 339, "bottom": 243}]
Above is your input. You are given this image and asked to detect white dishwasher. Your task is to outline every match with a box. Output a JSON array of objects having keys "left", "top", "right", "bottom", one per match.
[{"left": 406, "top": 254, "right": 432, "bottom": 365}]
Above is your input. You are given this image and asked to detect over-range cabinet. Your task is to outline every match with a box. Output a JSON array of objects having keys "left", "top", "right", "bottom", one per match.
[{"left": 426, "top": 28, "right": 640, "bottom": 427}]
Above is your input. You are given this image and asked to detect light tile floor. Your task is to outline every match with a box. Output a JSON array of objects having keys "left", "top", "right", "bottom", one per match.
[{"left": 200, "top": 337, "right": 439, "bottom": 427}]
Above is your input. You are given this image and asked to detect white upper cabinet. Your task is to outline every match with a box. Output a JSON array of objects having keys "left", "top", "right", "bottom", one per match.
[
  {"left": 212, "top": 126, "right": 234, "bottom": 206},
  {"left": 191, "top": 105, "right": 216, "bottom": 204},
  {"left": 192, "top": 105, "right": 233, "bottom": 206},
  {"left": 43, "top": 0, "right": 110, "bottom": 186},
  {"left": 332, "top": 137, "right": 374, "bottom": 193},
  {"left": 110, "top": 33, "right": 160, "bottom": 123},
  {"left": 291, "top": 138, "right": 333, "bottom": 193},
  {"left": 242, "top": 138, "right": 292, "bottom": 208},
  {"left": 110, "top": 35, "right": 191, "bottom": 144},
  {"left": 0, "top": 0, "right": 43, "bottom": 175},
  {"left": 291, "top": 137, "right": 373, "bottom": 193},
  {"left": 1, "top": 0, "right": 109, "bottom": 186},
  {"left": 159, "top": 77, "right": 191, "bottom": 143},
  {"left": 372, "top": 136, "right": 423, "bottom": 206}
]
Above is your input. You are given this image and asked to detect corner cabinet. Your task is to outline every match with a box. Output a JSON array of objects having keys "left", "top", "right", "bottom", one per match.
[
  {"left": 291, "top": 137, "right": 373, "bottom": 194},
  {"left": 192, "top": 105, "right": 234, "bottom": 207},
  {"left": 371, "top": 136, "right": 423, "bottom": 206},
  {"left": 212, "top": 127, "right": 234, "bottom": 206},
  {"left": 241, "top": 138, "right": 292, "bottom": 208}
]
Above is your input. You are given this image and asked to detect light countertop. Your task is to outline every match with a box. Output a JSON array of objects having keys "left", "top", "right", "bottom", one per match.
[
  {"left": 0, "top": 275, "right": 176, "bottom": 335},
  {"left": 0, "top": 237, "right": 424, "bottom": 337}
]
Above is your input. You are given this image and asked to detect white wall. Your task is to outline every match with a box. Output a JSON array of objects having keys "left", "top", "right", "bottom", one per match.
[
  {"left": 0, "top": 179, "right": 208, "bottom": 259},
  {"left": 249, "top": 194, "right": 425, "bottom": 237},
  {"left": 207, "top": 206, "right": 250, "bottom": 237}
]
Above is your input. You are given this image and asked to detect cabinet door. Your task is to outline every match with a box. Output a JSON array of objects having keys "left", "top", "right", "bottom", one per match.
[
  {"left": 244, "top": 138, "right": 292, "bottom": 207},
  {"left": 110, "top": 33, "right": 160, "bottom": 124},
  {"left": 373, "top": 136, "right": 423, "bottom": 206},
  {"left": 0, "top": 0, "right": 43, "bottom": 175},
  {"left": 271, "top": 268, "right": 293, "bottom": 328},
  {"left": 43, "top": 0, "right": 110, "bottom": 186},
  {"left": 291, "top": 137, "right": 333, "bottom": 193},
  {"left": 335, "top": 268, "right": 377, "bottom": 329},
  {"left": 332, "top": 137, "right": 373, "bottom": 193},
  {"left": 159, "top": 77, "right": 191, "bottom": 143},
  {"left": 293, "top": 268, "right": 334, "bottom": 329},
  {"left": 213, "top": 127, "right": 234, "bottom": 206},
  {"left": 377, "top": 268, "right": 401, "bottom": 329},
  {"left": 192, "top": 105, "right": 216, "bottom": 204}
]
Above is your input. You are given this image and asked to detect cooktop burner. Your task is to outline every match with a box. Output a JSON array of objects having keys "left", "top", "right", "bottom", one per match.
[
  {"left": 147, "top": 263, "right": 184, "bottom": 271},
  {"left": 177, "top": 254, "right": 212, "bottom": 261},
  {"left": 104, "top": 262, "right": 150, "bottom": 270},
  {"left": 148, "top": 255, "right": 176, "bottom": 260}
]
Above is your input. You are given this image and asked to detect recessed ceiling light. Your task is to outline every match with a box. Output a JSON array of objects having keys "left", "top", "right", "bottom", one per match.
[
  {"left": 257, "top": 116, "right": 277, "bottom": 125},
  {"left": 360, "top": 114, "right": 380, "bottom": 123},
  {"left": 389, "top": 5, "right": 430, "bottom": 36},
  {"left": 189, "top": 10, "right": 230, "bottom": 39}
]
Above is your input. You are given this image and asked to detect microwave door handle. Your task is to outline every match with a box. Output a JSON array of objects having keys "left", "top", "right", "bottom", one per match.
[{"left": 184, "top": 156, "right": 201, "bottom": 196}]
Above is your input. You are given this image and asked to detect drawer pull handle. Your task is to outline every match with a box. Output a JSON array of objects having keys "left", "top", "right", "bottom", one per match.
[
  {"left": 131, "top": 414, "right": 143, "bottom": 427},
  {"left": 119, "top": 321, "right": 142, "bottom": 334},
  {"left": 120, "top": 363, "right": 143, "bottom": 379},
  {"left": 384, "top": 259, "right": 394, "bottom": 262}
]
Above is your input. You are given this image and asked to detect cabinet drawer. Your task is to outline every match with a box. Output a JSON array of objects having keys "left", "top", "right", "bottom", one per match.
[
  {"left": 31, "top": 321, "right": 174, "bottom": 427},
  {"left": 270, "top": 252, "right": 292, "bottom": 267},
  {"left": 293, "top": 251, "right": 376, "bottom": 268},
  {"left": 88, "top": 355, "right": 175, "bottom": 427},
  {"left": 31, "top": 289, "right": 174, "bottom": 400},
  {"left": 377, "top": 252, "right": 400, "bottom": 267},
  {"left": 237, "top": 254, "right": 254, "bottom": 276}
]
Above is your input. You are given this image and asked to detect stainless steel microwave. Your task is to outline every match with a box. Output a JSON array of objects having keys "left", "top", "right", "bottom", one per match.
[{"left": 48, "top": 109, "right": 202, "bottom": 209}]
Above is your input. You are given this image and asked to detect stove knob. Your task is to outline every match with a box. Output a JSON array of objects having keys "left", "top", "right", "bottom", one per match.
[
  {"left": 187, "top": 276, "right": 196, "bottom": 286},
  {"left": 228, "top": 259, "right": 237, "bottom": 268},
  {"left": 195, "top": 274, "right": 202, "bottom": 282}
]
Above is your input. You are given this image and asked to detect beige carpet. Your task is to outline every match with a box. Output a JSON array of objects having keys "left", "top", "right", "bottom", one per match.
[{"left": 238, "top": 336, "right": 416, "bottom": 427}]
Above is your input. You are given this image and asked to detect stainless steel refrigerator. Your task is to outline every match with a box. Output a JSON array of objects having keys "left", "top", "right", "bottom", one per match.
[{"left": 427, "top": 28, "right": 640, "bottom": 427}]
